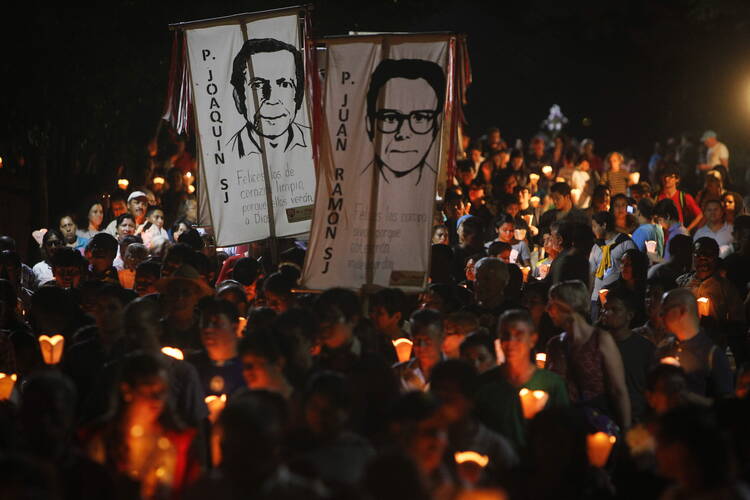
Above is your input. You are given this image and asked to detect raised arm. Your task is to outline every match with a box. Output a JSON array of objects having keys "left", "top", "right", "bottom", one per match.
[{"left": 599, "top": 330, "right": 632, "bottom": 429}]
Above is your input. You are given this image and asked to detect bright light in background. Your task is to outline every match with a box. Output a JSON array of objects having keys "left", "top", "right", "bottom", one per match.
[{"left": 0, "top": 157, "right": 3, "bottom": 169}]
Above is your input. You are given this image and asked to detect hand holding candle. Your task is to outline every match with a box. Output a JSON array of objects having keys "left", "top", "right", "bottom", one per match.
[
  {"left": 535, "top": 352, "right": 547, "bottom": 369},
  {"left": 392, "top": 338, "right": 414, "bottom": 363},
  {"left": 587, "top": 432, "right": 616, "bottom": 467},
  {"left": 519, "top": 388, "right": 548, "bottom": 419},
  {"left": 38, "top": 335, "right": 65, "bottom": 365},
  {"left": 697, "top": 297, "right": 710, "bottom": 317},
  {"left": 205, "top": 394, "right": 227, "bottom": 423}
]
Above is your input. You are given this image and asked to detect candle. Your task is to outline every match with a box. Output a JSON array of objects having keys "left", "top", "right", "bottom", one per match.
[
  {"left": 555, "top": 177, "right": 565, "bottom": 183},
  {"left": 454, "top": 451, "right": 489, "bottom": 468},
  {"left": 117, "top": 178, "right": 129, "bottom": 190},
  {"left": 599, "top": 289, "right": 609, "bottom": 305},
  {"left": 509, "top": 249, "right": 519, "bottom": 264},
  {"left": 530, "top": 196, "right": 540, "bottom": 208},
  {"left": 185, "top": 172, "right": 192, "bottom": 179},
  {"left": 587, "top": 432, "right": 616, "bottom": 467},
  {"left": 0, "top": 373, "right": 17, "bottom": 400},
  {"left": 629, "top": 172, "right": 640, "bottom": 185},
  {"left": 521, "top": 266, "right": 531, "bottom": 282},
  {"left": 571, "top": 188, "right": 581, "bottom": 202},
  {"left": 205, "top": 394, "right": 227, "bottom": 423},
  {"left": 522, "top": 214, "right": 533, "bottom": 226},
  {"left": 161, "top": 346, "right": 184, "bottom": 361},
  {"left": 152, "top": 176, "right": 165, "bottom": 185},
  {"left": 535, "top": 352, "right": 547, "bottom": 369},
  {"left": 542, "top": 165, "right": 553, "bottom": 176},
  {"left": 538, "top": 263, "right": 550, "bottom": 279},
  {"left": 529, "top": 173, "right": 540, "bottom": 183},
  {"left": 236, "top": 317, "right": 247, "bottom": 337},
  {"left": 645, "top": 240, "right": 657, "bottom": 254},
  {"left": 187, "top": 185, "right": 196, "bottom": 194},
  {"left": 392, "top": 338, "right": 413, "bottom": 363},
  {"left": 38, "top": 335, "right": 64, "bottom": 365},
  {"left": 514, "top": 229, "right": 527, "bottom": 241},
  {"left": 660, "top": 356, "right": 680, "bottom": 367},
  {"left": 697, "top": 297, "right": 710, "bottom": 317},
  {"left": 519, "top": 388, "right": 549, "bottom": 419}
]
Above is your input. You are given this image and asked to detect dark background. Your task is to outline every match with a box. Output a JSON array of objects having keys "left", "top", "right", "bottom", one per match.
[{"left": 3, "top": 0, "right": 750, "bottom": 257}]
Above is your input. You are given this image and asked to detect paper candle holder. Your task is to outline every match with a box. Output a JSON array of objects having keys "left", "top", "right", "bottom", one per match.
[
  {"left": 152, "top": 176, "right": 165, "bottom": 185},
  {"left": 392, "top": 338, "right": 413, "bottom": 363},
  {"left": 454, "top": 451, "right": 489, "bottom": 468},
  {"left": 535, "top": 352, "right": 547, "bottom": 369},
  {"left": 519, "top": 388, "right": 549, "bottom": 419},
  {"left": 697, "top": 297, "right": 710, "bottom": 317},
  {"left": 0, "top": 373, "right": 17, "bottom": 400},
  {"left": 629, "top": 172, "right": 640, "bottom": 185},
  {"left": 645, "top": 240, "right": 657, "bottom": 254},
  {"left": 530, "top": 196, "right": 540, "bottom": 208},
  {"left": 117, "top": 178, "right": 129, "bottom": 190},
  {"left": 38, "top": 335, "right": 65, "bottom": 365},
  {"left": 161, "top": 346, "right": 184, "bottom": 361},
  {"left": 205, "top": 394, "right": 227, "bottom": 423},
  {"left": 237, "top": 317, "right": 248, "bottom": 338},
  {"left": 542, "top": 166, "right": 553, "bottom": 175},
  {"left": 520, "top": 266, "right": 531, "bottom": 282},
  {"left": 587, "top": 432, "right": 616, "bottom": 467},
  {"left": 599, "top": 289, "right": 609, "bottom": 305},
  {"left": 529, "top": 173, "right": 540, "bottom": 183}
]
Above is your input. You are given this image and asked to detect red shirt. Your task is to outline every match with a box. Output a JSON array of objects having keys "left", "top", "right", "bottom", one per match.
[{"left": 658, "top": 190, "right": 702, "bottom": 225}]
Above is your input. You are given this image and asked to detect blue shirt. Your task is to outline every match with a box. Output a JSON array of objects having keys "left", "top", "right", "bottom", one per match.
[{"left": 631, "top": 223, "right": 664, "bottom": 256}]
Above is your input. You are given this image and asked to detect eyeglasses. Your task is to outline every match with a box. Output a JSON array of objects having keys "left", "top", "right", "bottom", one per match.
[{"left": 374, "top": 110, "right": 437, "bottom": 135}]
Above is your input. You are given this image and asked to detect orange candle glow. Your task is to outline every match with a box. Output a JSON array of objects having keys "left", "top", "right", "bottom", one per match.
[
  {"left": 519, "top": 388, "right": 549, "bottom": 419},
  {"left": 161, "top": 346, "right": 184, "bottom": 361},
  {"left": 587, "top": 432, "right": 616, "bottom": 467},
  {"left": 38, "top": 335, "right": 65, "bottom": 365},
  {"left": 152, "top": 176, "right": 165, "bottom": 185},
  {"left": 542, "top": 165, "right": 553, "bottom": 176},
  {"left": 629, "top": 172, "right": 640, "bottom": 185},
  {"left": 0, "top": 373, "right": 17, "bottom": 400},
  {"left": 660, "top": 356, "right": 680, "bottom": 367},
  {"left": 117, "top": 178, "right": 129, "bottom": 190},
  {"left": 529, "top": 173, "right": 540, "bottom": 183},
  {"left": 187, "top": 185, "right": 196, "bottom": 194},
  {"left": 521, "top": 266, "right": 531, "bottom": 282},
  {"left": 236, "top": 316, "right": 247, "bottom": 337},
  {"left": 530, "top": 196, "right": 540, "bottom": 208},
  {"left": 697, "top": 297, "right": 710, "bottom": 317},
  {"left": 599, "top": 289, "right": 609, "bottom": 305},
  {"left": 454, "top": 451, "right": 489, "bottom": 468},
  {"left": 392, "top": 338, "right": 413, "bottom": 363},
  {"left": 535, "top": 352, "right": 547, "bottom": 369},
  {"left": 205, "top": 394, "right": 227, "bottom": 423}
]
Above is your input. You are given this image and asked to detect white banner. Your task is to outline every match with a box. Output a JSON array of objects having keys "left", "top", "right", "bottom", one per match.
[
  {"left": 186, "top": 11, "right": 315, "bottom": 247},
  {"left": 302, "top": 36, "right": 451, "bottom": 291}
]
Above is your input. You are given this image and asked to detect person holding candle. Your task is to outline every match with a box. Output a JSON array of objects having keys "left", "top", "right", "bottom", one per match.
[
  {"left": 394, "top": 308, "right": 446, "bottom": 392},
  {"left": 539, "top": 182, "right": 591, "bottom": 236},
  {"left": 187, "top": 297, "right": 244, "bottom": 399},
  {"left": 237, "top": 328, "right": 294, "bottom": 400},
  {"left": 590, "top": 211, "right": 636, "bottom": 323},
  {"left": 631, "top": 198, "right": 665, "bottom": 258},
  {"left": 597, "top": 289, "right": 655, "bottom": 423},
  {"left": 633, "top": 280, "right": 675, "bottom": 349},
  {"left": 369, "top": 287, "right": 409, "bottom": 365},
  {"left": 82, "top": 352, "right": 201, "bottom": 499},
  {"left": 487, "top": 214, "right": 531, "bottom": 267},
  {"left": 655, "top": 288, "right": 733, "bottom": 398},
  {"left": 156, "top": 264, "right": 214, "bottom": 353},
  {"left": 474, "top": 309, "right": 569, "bottom": 451},
  {"left": 545, "top": 280, "right": 632, "bottom": 430},
  {"left": 609, "top": 193, "right": 638, "bottom": 234}
]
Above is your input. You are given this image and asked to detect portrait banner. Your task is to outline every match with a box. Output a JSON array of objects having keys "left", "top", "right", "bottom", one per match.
[
  {"left": 184, "top": 8, "right": 316, "bottom": 247},
  {"left": 302, "top": 35, "right": 457, "bottom": 291}
]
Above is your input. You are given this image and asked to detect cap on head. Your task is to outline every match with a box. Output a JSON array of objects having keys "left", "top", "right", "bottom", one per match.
[
  {"left": 700, "top": 130, "right": 717, "bottom": 142},
  {"left": 127, "top": 191, "right": 148, "bottom": 203}
]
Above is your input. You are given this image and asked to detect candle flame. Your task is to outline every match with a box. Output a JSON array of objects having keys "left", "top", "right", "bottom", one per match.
[
  {"left": 660, "top": 356, "right": 680, "bottom": 367},
  {"left": 161, "top": 347, "right": 184, "bottom": 360},
  {"left": 117, "top": 178, "right": 129, "bottom": 190},
  {"left": 38, "top": 335, "right": 65, "bottom": 365},
  {"left": 153, "top": 176, "right": 165, "bottom": 185},
  {"left": 187, "top": 185, "right": 196, "bottom": 194},
  {"left": 454, "top": 451, "right": 489, "bottom": 467}
]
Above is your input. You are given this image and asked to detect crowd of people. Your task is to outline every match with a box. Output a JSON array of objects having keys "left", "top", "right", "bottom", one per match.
[{"left": 2, "top": 126, "right": 750, "bottom": 500}]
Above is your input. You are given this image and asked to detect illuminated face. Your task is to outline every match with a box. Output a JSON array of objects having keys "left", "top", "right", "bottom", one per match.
[
  {"left": 128, "top": 197, "right": 148, "bottom": 224},
  {"left": 117, "top": 218, "right": 136, "bottom": 239},
  {"left": 111, "top": 200, "right": 128, "bottom": 218},
  {"left": 498, "top": 222, "right": 515, "bottom": 243},
  {"left": 201, "top": 313, "right": 238, "bottom": 361},
  {"left": 88, "top": 204, "right": 104, "bottom": 227},
  {"left": 461, "top": 344, "right": 495, "bottom": 374},
  {"left": 411, "top": 324, "right": 443, "bottom": 365},
  {"left": 59, "top": 217, "right": 77, "bottom": 244},
  {"left": 704, "top": 202, "right": 723, "bottom": 225},
  {"left": 499, "top": 320, "right": 536, "bottom": 366},
  {"left": 612, "top": 197, "right": 628, "bottom": 218},
  {"left": 371, "top": 78, "right": 439, "bottom": 176},
  {"left": 244, "top": 50, "right": 298, "bottom": 139},
  {"left": 242, "top": 352, "right": 280, "bottom": 390},
  {"left": 551, "top": 192, "right": 570, "bottom": 211},
  {"left": 599, "top": 298, "right": 631, "bottom": 330},
  {"left": 148, "top": 209, "right": 165, "bottom": 229},
  {"left": 723, "top": 195, "right": 736, "bottom": 213},
  {"left": 123, "top": 374, "right": 167, "bottom": 423}
]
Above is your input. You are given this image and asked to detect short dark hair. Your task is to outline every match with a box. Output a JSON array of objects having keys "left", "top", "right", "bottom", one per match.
[
  {"left": 232, "top": 257, "right": 261, "bottom": 286},
  {"left": 459, "top": 332, "right": 494, "bottom": 358},
  {"left": 198, "top": 296, "right": 239, "bottom": 324},
  {"left": 694, "top": 236, "right": 720, "bottom": 258},
  {"left": 86, "top": 233, "right": 119, "bottom": 255},
  {"left": 366, "top": 58, "right": 446, "bottom": 139},
  {"left": 371, "top": 287, "right": 407, "bottom": 319},
  {"left": 231, "top": 38, "right": 304, "bottom": 118},
  {"left": 238, "top": 328, "right": 283, "bottom": 363},
  {"left": 429, "top": 359, "right": 478, "bottom": 397},
  {"left": 410, "top": 308, "right": 443, "bottom": 333},
  {"left": 593, "top": 210, "right": 615, "bottom": 230},
  {"left": 550, "top": 182, "right": 571, "bottom": 197},
  {"left": 637, "top": 197, "right": 655, "bottom": 219},
  {"left": 487, "top": 241, "right": 511, "bottom": 258},
  {"left": 50, "top": 247, "right": 86, "bottom": 268},
  {"left": 116, "top": 213, "right": 135, "bottom": 227},
  {"left": 654, "top": 199, "right": 679, "bottom": 222}
]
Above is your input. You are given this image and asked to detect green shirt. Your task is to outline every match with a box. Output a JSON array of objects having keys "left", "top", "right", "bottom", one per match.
[{"left": 474, "top": 368, "right": 569, "bottom": 452}]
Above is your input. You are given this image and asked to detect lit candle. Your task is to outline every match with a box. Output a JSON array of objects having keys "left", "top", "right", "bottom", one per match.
[
  {"left": 117, "top": 178, "right": 129, "bottom": 190},
  {"left": 514, "top": 229, "right": 527, "bottom": 241},
  {"left": 152, "top": 176, "right": 165, "bottom": 185},
  {"left": 518, "top": 388, "right": 549, "bottom": 419},
  {"left": 645, "top": 240, "right": 657, "bottom": 254},
  {"left": 161, "top": 346, "right": 184, "bottom": 361},
  {"left": 187, "top": 185, "right": 196, "bottom": 194},
  {"left": 38, "top": 335, "right": 65, "bottom": 365},
  {"left": 236, "top": 316, "right": 247, "bottom": 338},
  {"left": 521, "top": 266, "right": 531, "bottom": 282},
  {"left": 392, "top": 338, "right": 413, "bottom": 363},
  {"left": 587, "top": 432, "right": 616, "bottom": 467},
  {"left": 555, "top": 176, "right": 565, "bottom": 183},
  {"left": 205, "top": 394, "right": 227, "bottom": 423},
  {"left": 599, "top": 289, "right": 609, "bottom": 305},
  {"left": 629, "top": 172, "right": 640, "bottom": 185},
  {"left": 529, "top": 173, "right": 540, "bottom": 183},
  {"left": 454, "top": 451, "right": 489, "bottom": 468},
  {"left": 535, "top": 352, "right": 547, "bottom": 369},
  {"left": 697, "top": 297, "right": 710, "bottom": 317},
  {"left": 0, "top": 373, "right": 17, "bottom": 400},
  {"left": 530, "top": 196, "right": 540, "bottom": 208},
  {"left": 660, "top": 356, "right": 680, "bottom": 367},
  {"left": 542, "top": 165, "right": 553, "bottom": 176},
  {"left": 185, "top": 172, "right": 192, "bottom": 179},
  {"left": 571, "top": 188, "right": 581, "bottom": 202},
  {"left": 522, "top": 214, "right": 533, "bottom": 226}
]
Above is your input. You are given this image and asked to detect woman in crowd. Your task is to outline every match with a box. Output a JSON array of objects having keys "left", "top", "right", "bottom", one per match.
[
  {"left": 32, "top": 229, "right": 64, "bottom": 287},
  {"left": 721, "top": 191, "right": 745, "bottom": 224},
  {"left": 77, "top": 200, "right": 106, "bottom": 240}
]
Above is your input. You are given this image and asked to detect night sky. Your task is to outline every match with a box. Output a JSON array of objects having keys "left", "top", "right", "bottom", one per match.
[{"left": 3, "top": 0, "right": 750, "bottom": 215}]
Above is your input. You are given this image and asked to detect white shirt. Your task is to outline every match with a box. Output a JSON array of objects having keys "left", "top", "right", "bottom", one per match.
[
  {"left": 706, "top": 141, "right": 729, "bottom": 168},
  {"left": 589, "top": 234, "right": 636, "bottom": 300},
  {"left": 32, "top": 261, "right": 54, "bottom": 286},
  {"left": 694, "top": 222, "right": 734, "bottom": 258}
]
